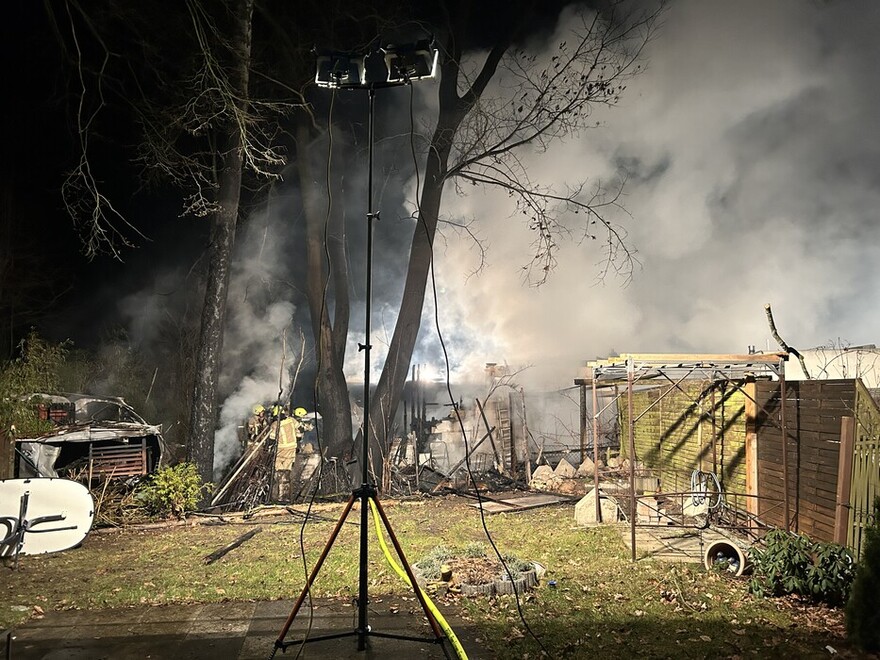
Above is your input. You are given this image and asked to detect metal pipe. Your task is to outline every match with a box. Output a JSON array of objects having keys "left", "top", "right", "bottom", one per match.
[
  {"left": 711, "top": 385, "right": 718, "bottom": 476},
  {"left": 356, "top": 85, "right": 377, "bottom": 649},
  {"left": 628, "top": 359, "right": 637, "bottom": 562},
  {"left": 634, "top": 368, "right": 697, "bottom": 422},
  {"left": 580, "top": 383, "right": 587, "bottom": 465},
  {"left": 780, "top": 373, "right": 789, "bottom": 532},
  {"left": 592, "top": 370, "right": 600, "bottom": 522},
  {"left": 275, "top": 494, "right": 358, "bottom": 646}
]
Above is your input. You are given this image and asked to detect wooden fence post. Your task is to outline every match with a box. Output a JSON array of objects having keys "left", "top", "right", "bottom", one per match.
[
  {"left": 744, "top": 382, "right": 758, "bottom": 520},
  {"left": 834, "top": 416, "right": 855, "bottom": 547}
]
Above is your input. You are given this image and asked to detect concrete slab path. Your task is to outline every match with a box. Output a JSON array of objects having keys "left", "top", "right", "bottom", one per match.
[{"left": 6, "top": 598, "right": 486, "bottom": 659}]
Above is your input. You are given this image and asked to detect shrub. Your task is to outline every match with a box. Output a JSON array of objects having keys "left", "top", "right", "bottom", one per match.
[
  {"left": 414, "top": 545, "right": 455, "bottom": 580},
  {"left": 0, "top": 331, "right": 68, "bottom": 437},
  {"left": 748, "top": 529, "right": 855, "bottom": 606},
  {"left": 137, "top": 462, "right": 211, "bottom": 519},
  {"left": 463, "top": 542, "right": 488, "bottom": 558},
  {"left": 846, "top": 497, "right": 880, "bottom": 651},
  {"left": 501, "top": 554, "right": 535, "bottom": 575}
]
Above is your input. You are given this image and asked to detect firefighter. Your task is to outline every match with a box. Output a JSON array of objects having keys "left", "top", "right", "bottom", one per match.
[
  {"left": 270, "top": 405, "right": 316, "bottom": 500},
  {"left": 247, "top": 404, "right": 265, "bottom": 441}
]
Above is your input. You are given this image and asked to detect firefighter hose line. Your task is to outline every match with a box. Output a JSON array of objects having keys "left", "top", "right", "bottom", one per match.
[{"left": 368, "top": 500, "right": 469, "bottom": 660}]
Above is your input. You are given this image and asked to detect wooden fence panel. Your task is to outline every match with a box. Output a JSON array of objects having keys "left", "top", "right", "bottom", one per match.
[
  {"left": 624, "top": 381, "right": 749, "bottom": 497},
  {"left": 755, "top": 379, "right": 855, "bottom": 542}
]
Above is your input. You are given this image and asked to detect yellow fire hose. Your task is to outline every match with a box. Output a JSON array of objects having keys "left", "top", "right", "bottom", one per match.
[{"left": 368, "top": 500, "right": 469, "bottom": 660}]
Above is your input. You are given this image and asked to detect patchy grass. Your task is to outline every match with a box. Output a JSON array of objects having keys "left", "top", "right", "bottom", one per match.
[{"left": 0, "top": 496, "right": 862, "bottom": 658}]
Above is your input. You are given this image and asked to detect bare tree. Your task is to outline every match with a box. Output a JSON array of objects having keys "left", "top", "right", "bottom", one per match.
[
  {"left": 357, "top": 2, "right": 661, "bottom": 478},
  {"left": 52, "top": 0, "right": 295, "bottom": 485}
]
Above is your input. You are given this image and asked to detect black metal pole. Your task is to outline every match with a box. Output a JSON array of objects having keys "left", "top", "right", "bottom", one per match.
[
  {"left": 628, "top": 359, "right": 637, "bottom": 563},
  {"left": 356, "top": 85, "right": 377, "bottom": 650}
]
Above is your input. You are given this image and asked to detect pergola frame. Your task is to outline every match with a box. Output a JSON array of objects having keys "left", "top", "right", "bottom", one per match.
[{"left": 574, "top": 352, "right": 789, "bottom": 561}]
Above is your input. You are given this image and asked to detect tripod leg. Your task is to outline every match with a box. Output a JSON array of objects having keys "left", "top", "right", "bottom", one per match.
[
  {"left": 370, "top": 495, "right": 444, "bottom": 641},
  {"left": 274, "top": 493, "right": 357, "bottom": 647}
]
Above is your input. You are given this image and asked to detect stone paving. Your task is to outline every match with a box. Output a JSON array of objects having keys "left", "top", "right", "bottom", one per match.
[{"left": 6, "top": 598, "right": 486, "bottom": 659}]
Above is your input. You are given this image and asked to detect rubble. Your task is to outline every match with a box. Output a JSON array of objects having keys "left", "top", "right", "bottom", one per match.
[
  {"left": 575, "top": 457, "right": 600, "bottom": 478},
  {"left": 553, "top": 458, "right": 577, "bottom": 478},
  {"left": 574, "top": 488, "right": 620, "bottom": 524},
  {"left": 528, "top": 464, "right": 560, "bottom": 491}
]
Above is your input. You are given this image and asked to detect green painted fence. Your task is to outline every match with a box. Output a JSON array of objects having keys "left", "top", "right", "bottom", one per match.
[{"left": 850, "top": 380, "right": 880, "bottom": 560}]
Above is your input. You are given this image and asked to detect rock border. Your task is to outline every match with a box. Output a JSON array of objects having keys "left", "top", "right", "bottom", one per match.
[{"left": 456, "top": 568, "right": 539, "bottom": 597}]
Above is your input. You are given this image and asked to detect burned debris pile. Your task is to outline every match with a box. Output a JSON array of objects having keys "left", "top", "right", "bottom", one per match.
[{"left": 210, "top": 406, "right": 321, "bottom": 511}]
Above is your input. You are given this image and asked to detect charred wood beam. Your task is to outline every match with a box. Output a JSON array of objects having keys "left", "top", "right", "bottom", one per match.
[{"left": 203, "top": 527, "right": 262, "bottom": 565}]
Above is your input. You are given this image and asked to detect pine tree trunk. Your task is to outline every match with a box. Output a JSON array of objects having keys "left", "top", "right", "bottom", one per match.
[{"left": 189, "top": 0, "right": 253, "bottom": 488}]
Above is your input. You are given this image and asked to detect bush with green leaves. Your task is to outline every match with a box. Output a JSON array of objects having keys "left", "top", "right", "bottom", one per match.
[
  {"left": 846, "top": 497, "right": 880, "bottom": 651},
  {"left": 0, "top": 331, "right": 68, "bottom": 437},
  {"left": 137, "top": 462, "right": 212, "bottom": 519},
  {"left": 748, "top": 529, "right": 855, "bottom": 606}
]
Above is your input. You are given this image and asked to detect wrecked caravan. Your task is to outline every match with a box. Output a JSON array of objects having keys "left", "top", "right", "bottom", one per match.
[{"left": 15, "top": 393, "right": 164, "bottom": 480}]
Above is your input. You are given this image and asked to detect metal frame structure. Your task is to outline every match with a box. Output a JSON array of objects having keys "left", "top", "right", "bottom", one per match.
[{"left": 575, "top": 353, "right": 790, "bottom": 561}]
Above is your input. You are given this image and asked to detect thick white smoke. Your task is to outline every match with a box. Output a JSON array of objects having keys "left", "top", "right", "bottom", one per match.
[
  {"left": 211, "top": 203, "right": 300, "bottom": 476},
  {"left": 417, "top": 0, "right": 880, "bottom": 393}
]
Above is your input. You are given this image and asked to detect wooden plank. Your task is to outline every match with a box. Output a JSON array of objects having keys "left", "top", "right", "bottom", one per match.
[
  {"left": 466, "top": 493, "right": 571, "bottom": 513},
  {"left": 203, "top": 527, "right": 262, "bottom": 565},
  {"left": 620, "top": 353, "right": 786, "bottom": 363}
]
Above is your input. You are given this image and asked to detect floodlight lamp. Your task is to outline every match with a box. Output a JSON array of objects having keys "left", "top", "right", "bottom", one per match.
[
  {"left": 383, "top": 41, "right": 439, "bottom": 84},
  {"left": 315, "top": 52, "right": 365, "bottom": 88}
]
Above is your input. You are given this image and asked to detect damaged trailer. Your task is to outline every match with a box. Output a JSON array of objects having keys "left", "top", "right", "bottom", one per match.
[{"left": 14, "top": 393, "right": 164, "bottom": 481}]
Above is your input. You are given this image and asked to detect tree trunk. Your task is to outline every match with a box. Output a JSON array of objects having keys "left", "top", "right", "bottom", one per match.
[
  {"left": 364, "top": 55, "right": 468, "bottom": 479},
  {"left": 363, "top": 32, "right": 511, "bottom": 483},
  {"left": 296, "top": 114, "right": 354, "bottom": 478},
  {"left": 188, "top": 0, "right": 253, "bottom": 487}
]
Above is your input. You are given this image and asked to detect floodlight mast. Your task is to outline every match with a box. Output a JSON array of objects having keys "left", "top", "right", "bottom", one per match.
[
  {"left": 273, "top": 42, "right": 448, "bottom": 658},
  {"left": 356, "top": 80, "right": 376, "bottom": 647}
]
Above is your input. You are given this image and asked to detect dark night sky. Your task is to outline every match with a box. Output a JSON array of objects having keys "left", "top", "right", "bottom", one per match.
[{"left": 3, "top": 1, "right": 212, "bottom": 350}]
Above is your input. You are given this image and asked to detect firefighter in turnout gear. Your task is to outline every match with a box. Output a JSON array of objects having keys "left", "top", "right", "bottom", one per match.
[{"left": 270, "top": 405, "right": 312, "bottom": 501}]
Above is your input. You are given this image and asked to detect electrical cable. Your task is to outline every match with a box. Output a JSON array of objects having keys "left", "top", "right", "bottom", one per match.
[
  {"left": 690, "top": 470, "right": 724, "bottom": 510},
  {"left": 280, "top": 87, "right": 340, "bottom": 660},
  {"left": 405, "top": 81, "right": 551, "bottom": 658}
]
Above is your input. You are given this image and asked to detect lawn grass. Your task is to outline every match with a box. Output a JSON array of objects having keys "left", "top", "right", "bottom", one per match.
[{"left": 0, "top": 496, "right": 861, "bottom": 658}]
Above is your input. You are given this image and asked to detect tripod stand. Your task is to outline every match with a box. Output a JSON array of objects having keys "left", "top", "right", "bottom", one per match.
[{"left": 272, "top": 76, "right": 450, "bottom": 656}]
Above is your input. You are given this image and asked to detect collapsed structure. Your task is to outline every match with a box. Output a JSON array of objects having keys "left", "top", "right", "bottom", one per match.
[
  {"left": 211, "top": 407, "right": 321, "bottom": 509},
  {"left": 13, "top": 393, "right": 164, "bottom": 481}
]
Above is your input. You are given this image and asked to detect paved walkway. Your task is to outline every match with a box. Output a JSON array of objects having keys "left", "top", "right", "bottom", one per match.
[
  {"left": 615, "top": 522, "right": 751, "bottom": 568},
  {"left": 6, "top": 598, "right": 485, "bottom": 659}
]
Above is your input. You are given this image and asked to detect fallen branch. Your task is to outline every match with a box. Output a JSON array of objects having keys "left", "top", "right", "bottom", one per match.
[{"left": 203, "top": 527, "right": 262, "bottom": 565}]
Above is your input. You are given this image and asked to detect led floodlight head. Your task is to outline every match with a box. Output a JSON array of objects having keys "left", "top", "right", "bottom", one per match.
[
  {"left": 383, "top": 40, "right": 439, "bottom": 84},
  {"left": 315, "top": 52, "right": 365, "bottom": 88}
]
